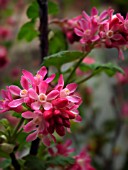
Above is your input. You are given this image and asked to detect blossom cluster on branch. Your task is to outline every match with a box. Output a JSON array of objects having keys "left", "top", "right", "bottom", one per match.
[
  {"left": 0, "top": 66, "right": 82, "bottom": 146},
  {"left": 57, "top": 7, "right": 128, "bottom": 59}
]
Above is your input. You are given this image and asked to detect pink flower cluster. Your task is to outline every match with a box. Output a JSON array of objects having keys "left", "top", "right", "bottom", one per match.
[
  {"left": 0, "top": 66, "right": 82, "bottom": 146},
  {"left": 67, "top": 149, "right": 95, "bottom": 170},
  {"left": 74, "top": 7, "right": 128, "bottom": 59},
  {"left": 48, "top": 140, "right": 95, "bottom": 170},
  {"left": 48, "top": 140, "right": 74, "bottom": 157}
]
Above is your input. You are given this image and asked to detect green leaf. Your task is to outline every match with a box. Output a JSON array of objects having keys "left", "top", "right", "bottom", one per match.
[
  {"left": 47, "top": 156, "right": 75, "bottom": 166},
  {"left": 79, "top": 62, "right": 124, "bottom": 76},
  {"left": 49, "top": 30, "right": 68, "bottom": 55},
  {"left": 18, "top": 21, "right": 38, "bottom": 42},
  {"left": 43, "top": 51, "right": 84, "bottom": 68},
  {"left": 0, "top": 159, "right": 11, "bottom": 168},
  {"left": 48, "top": 1, "right": 59, "bottom": 15},
  {"left": 27, "top": 1, "right": 38, "bottom": 20},
  {"left": 24, "top": 155, "right": 45, "bottom": 170}
]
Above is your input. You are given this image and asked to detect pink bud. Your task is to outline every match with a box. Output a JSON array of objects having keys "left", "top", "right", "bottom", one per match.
[
  {"left": 56, "top": 125, "right": 65, "bottom": 136},
  {"left": 55, "top": 116, "right": 63, "bottom": 124},
  {"left": 64, "top": 110, "right": 75, "bottom": 119},
  {"left": 43, "top": 110, "right": 53, "bottom": 120},
  {"left": 52, "top": 98, "right": 68, "bottom": 108},
  {"left": 63, "top": 119, "right": 70, "bottom": 127}
]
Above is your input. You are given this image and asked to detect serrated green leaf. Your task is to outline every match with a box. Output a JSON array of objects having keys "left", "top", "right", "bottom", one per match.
[
  {"left": 47, "top": 156, "right": 75, "bottom": 166},
  {"left": 79, "top": 62, "right": 124, "bottom": 76},
  {"left": 43, "top": 51, "right": 84, "bottom": 68},
  {"left": 24, "top": 155, "right": 45, "bottom": 170},
  {"left": 48, "top": 1, "right": 59, "bottom": 15},
  {"left": 0, "top": 159, "right": 11, "bottom": 168},
  {"left": 18, "top": 21, "right": 38, "bottom": 42},
  {"left": 27, "top": 1, "right": 38, "bottom": 20},
  {"left": 49, "top": 30, "right": 68, "bottom": 55}
]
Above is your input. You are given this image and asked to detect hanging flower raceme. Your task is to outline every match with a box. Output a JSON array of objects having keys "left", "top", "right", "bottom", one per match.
[
  {"left": 48, "top": 140, "right": 74, "bottom": 157},
  {"left": 74, "top": 7, "right": 128, "bottom": 58},
  {"left": 66, "top": 148, "right": 95, "bottom": 170},
  {"left": 0, "top": 66, "right": 82, "bottom": 146}
]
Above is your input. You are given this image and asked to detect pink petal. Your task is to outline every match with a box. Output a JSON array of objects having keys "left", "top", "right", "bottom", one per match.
[
  {"left": 79, "top": 19, "right": 88, "bottom": 30},
  {"left": 74, "top": 28, "right": 83, "bottom": 36},
  {"left": 26, "top": 131, "right": 37, "bottom": 142},
  {"left": 45, "top": 74, "right": 55, "bottom": 83},
  {"left": 100, "top": 10, "right": 108, "bottom": 21},
  {"left": 37, "top": 66, "right": 47, "bottom": 79},
  {"left": 91, "top": 35, "right": 100, "bottom": 42},
  {"left": 55, "top": 74, "right": 64, "bottom": 90},
  {"left": 66, "top": 96, "right": 80, "bottom": 103},
  {"left": 116, "top": 13, "right": 124, "bottom": 22},
  {"left": 82, "top": 11, "right": 90, "bottom": 21},
  {"left": 8, "top": 98, "right": 24, "bottom": 107},
  {"left": 1, "top": 89, "right": 8, "bottom": 99},
  {"left": 38, "top": 81, "right": 48, "bottom": 94},
  {"left": 113, "top": 34, "right": 122, "bottom": 40},
  {"left": 28, "top": 88, "right": 38, "bottom": 100},
  {"left": 23, "top": 121, "right": 36, "bottom": 132},
  {"left": 20, "top": 76, "right": 29, "bottom": 90},
  {"left": 75, "top": 115, "right": 82, "bottom": 122},
  {"left": 31, "top": 101, "right": 41, "bottom": 110},
  {"left": 47, "top": 90, "right": 59, "bottom": 100},
  {"left": 22, "top": 69, "right": 34, "bottom": 82},
  {"left": 91, "top": 7, "right": 98, "bottom": 16},
  {"left": 43, "top": 102, "right": 52, "bottom": 110},
  {"left": 9, "top": 85, "right": 21, "bottom": 96},
  {"left": 22, "top": 111, "right": 35, "bottom": 119},
  {"left": 66, "top": 83, "right": 77, "bottom": 93}
]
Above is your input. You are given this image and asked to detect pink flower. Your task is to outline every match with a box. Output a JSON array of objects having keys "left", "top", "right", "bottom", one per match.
[
  {"left": 22, "top": 110, "right": 55, "bottom": 146},
  {"left": 67, "top": 149, "right": 95, "bottom": 170},
  {"left": 74, "top": 17, "right": 99, "bottom": 45},
  {"left": 22, "top": 66, "right": 55, "bottom": 88},
  {"left": 48, "top": 140, "right": 74, "bottom": 157},
  {"left": 28, "top": 81, "right": 59, "bottom": 110},
  {"left": 8, "top": 76, "right": 30, "bottom": 108},
  {"left": 55, "top": 75, "right": 81, "bottom": 105},
  {"left": 74, "top": 7, "right": 108, "bottom": 47},
  {"left": 0, "top": 87, "right": 23, "bottom": 113}
]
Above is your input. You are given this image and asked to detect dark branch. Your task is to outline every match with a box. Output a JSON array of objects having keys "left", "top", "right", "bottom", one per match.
[
  {"left": 10, "top": 152, "right": 21, "bottom": 170},
  {"left": 30, "top": 0, "right": 48, "bottom": 155},
  {"left": 37, "top": 0, "right": 48, "bottom": 64}
]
